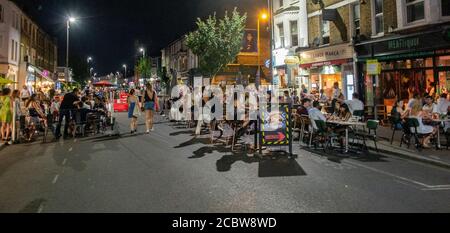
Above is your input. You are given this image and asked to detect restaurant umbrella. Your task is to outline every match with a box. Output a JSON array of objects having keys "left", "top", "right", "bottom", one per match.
[{"left": 93, "top": 80, "right": 114, "bottom": 87}]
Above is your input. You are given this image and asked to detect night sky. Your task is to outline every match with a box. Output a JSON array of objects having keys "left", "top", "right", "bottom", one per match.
[{"left": 12, "top": 0, "right": 267, "bottom": 76}]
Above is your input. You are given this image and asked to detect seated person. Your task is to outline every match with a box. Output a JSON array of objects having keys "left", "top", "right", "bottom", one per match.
[
  {"left": 296, "top": 98, "right": 311, "bottom": 116},
  {"left": 343, "top": 93, "right": 364, "bottom": 115},
  {"left": 309, "top": 101, "right": 327, "bottom": 130},
  {"left": 422, "top": 95, "right": 438, "bottom": 116}
]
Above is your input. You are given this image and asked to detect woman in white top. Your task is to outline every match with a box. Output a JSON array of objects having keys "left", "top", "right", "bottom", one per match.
[{"left": 409, "top": 101, "right": 436, "bottom": 148}]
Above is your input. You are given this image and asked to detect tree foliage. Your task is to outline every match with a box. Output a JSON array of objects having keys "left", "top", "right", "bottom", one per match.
[
  {"left": 137, "top": 57, "right": 152, "bottom": 79},
  {"left": 186, "top": 8, "right": 247, "bottom": 78}
]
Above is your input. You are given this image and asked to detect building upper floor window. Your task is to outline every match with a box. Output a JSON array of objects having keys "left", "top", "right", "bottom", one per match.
[
  {"left": 406, "top": 0, "right": 425, "bottom": 23},
  {"left": 279, "top": 0, "right": 284, "bottom": 8},
  {"left": 372, "top": 0, "right": 384, "bottom": 35},
  {"left": 352, "top": 3, "right": 361, "bottom": 37},
  {"left": 290, "top": 20, "right": 298, "bottom": 47},
  {"left": 0, "top": 5, "right": 4, "bottom": 23},
  {"left": 321, "top": 18, "right": 330, "bottom": 45},
  {"left": 278, "top": 23, "right": 285, "bottom": 48},
  {"left": 443, "top": 0, "right": 450, "bottom": 16}
]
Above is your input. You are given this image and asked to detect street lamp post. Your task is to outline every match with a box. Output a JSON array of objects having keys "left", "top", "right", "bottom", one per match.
[
  {"left": 257, "top": 12, "right": 268, "bottom": 89},
  {"left": 123, "top": 64, "right": 127, "bottom": 80},
  {"left": 140, "top": 48, "right": 146, "bottom": 57},
  {"left": 66, "top": 17, "right": 76, "bottom": 69}
]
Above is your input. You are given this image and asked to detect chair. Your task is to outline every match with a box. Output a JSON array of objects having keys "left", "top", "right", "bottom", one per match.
[
  {"left": 312, "top": 120, "right": 336, "bottom": 152},
  {"left": 376, "top": 105, "right": 387, "bottom": 125},
  {"left": 353, "top": 110, "right": 365, "bottom": 122},
  {"left": 401, "top": 118, "right": 431, "bottom": 151},
  {"left": 74, "top": 109, "right": 88, "bottom": 137},
  {"left": 389, "top": 114, "right": 403, "bottom": 145},
  {"left": 299, "top": 115, "right": 312, "bottom": 147},
  {"left": 355, "top": 120, "right": 380, "bottom": 153}
]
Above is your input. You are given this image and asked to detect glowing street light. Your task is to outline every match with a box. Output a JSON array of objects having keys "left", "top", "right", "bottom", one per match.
[
  {"left": 122, "top": 64, "right": 127, "bottom": 78},
  {"left": 256, "top": 11, "right": 269, "bottom": 88},
  {"left": 66, "top": 16, "right": 77, "bottom": 68},
  {"left": 140, "top": 48, "right": 146, "bottom": 57}
]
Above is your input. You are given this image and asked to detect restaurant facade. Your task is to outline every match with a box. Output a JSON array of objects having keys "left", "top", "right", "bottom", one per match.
[
  {"left": 355, "top": 26, "right": 450, "bottom": 113},
  {"left": 298, "top": 43, "right": 356, "bottom": 100}
]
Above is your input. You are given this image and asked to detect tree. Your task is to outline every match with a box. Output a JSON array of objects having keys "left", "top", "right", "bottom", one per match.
[
  {"left": 186, "top": 8, "right": 247, "bottom": 79},
  {"left": 69, "top": 54, "right": 89, "bottom": 84},
  {"left": 136, "top": 57, "right": 152, "bottom": 81},
  {"left": 158, "top": 67, "right": 171, "bottom": 95}
]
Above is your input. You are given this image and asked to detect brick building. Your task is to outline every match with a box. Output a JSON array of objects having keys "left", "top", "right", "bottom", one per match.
[
  {"left": 296, "top": 0, "right": 361, "bottom": 100},
  {"left": 354, "top": 0, "right": 450, "bottom": 118}
]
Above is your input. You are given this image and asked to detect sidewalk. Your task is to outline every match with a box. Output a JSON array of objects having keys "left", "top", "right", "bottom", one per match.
[{"left": 374, "top": 126, "right": 450, "bottom": 169}]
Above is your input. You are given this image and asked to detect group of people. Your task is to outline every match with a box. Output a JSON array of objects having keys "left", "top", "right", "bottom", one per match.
[
  {"left": 392, "top": 93, "right": 449, "bottom": 148},
  {"left": 0, "top": 84, "right": 115, "bottom": 145},
  {"left": 127, "top": 83, "right": 159, "bottom": 134}
]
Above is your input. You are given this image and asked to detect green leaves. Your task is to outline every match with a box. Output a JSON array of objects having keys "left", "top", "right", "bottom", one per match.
[
  {"left": 186, "top": 8, "right": 247, "bottom": 78},
  {"left": 137, "top": 57, "right": 152, "bottom": 79}
]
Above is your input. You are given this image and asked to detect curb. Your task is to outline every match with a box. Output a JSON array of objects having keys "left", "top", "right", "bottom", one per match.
[{"left": 368, "top": 142, "right": 450, "bottom": 170}]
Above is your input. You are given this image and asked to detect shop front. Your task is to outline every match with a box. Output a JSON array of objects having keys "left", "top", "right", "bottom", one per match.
[
  {"left": 299, "top": 43, "right": 355, "bottom": 100},
  {"left": 26, "top": 64, "right": 55, "bottom": 93},
  {"left": 355, "top": 27, "right": 450, "bottom": 114}
]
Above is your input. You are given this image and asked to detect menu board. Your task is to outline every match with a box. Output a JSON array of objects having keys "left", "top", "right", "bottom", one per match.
[{"left": 259, "top": 103, "right": 292, "bottom": 152}]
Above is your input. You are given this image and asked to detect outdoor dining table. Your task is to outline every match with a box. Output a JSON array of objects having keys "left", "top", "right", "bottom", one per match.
[
  {"left": 326, "top": 120, "right": 367, "bottom": 153},
  {"left": 431, "top": 118, "right": 450, "bottom": 149}
]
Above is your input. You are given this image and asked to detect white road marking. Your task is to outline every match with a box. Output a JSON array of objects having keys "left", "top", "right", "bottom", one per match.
[
  {"left": 68, "top": 147, "right": 73, "bottom": 152},
  {"left": 345, "top": 160, "right": 450, "bottom": 190},
  {"left": 52, "top": 174, "right": 60, "bottom": 184},
  {"left": 37, "top": 204, "right": 44, "bottom": 213},
  {"left": 62, "top": 158, "right": 67, "bottom": 166}
]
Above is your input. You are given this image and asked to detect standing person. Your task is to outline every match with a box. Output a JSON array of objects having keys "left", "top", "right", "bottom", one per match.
[
  {"left": 55, "top": 88, "right": 81, "bottom": 139},
  {"left": 332, "top": 82, "right": 341, "bottom": 100},
  {"left": 128, "top": 89, "right": 140, "bottom": 134},
  {"left": 141, "top": 83, "right": 158, "bottom": 134},
  {"left": 0, "top": 88, "right": 13, "bottom": 145},
  {"left": 20, "top": 85, "right": 30, "bottom": 102}
]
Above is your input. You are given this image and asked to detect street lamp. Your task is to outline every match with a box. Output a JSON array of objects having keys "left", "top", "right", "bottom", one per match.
[
  {"left": 123, "top": 64, "right": 127, "bottom": 79},
  {"left": 140, "top": 48, "right": 146, "bottom": 57},
  {"left": 257, "top": 11, "right": 268, "bottom": 88},
  {"left": 66, "top": 17, "right": 77, "bottom": 68}
]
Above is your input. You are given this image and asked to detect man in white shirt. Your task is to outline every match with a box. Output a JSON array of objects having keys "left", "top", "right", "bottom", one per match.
[
  {"left": 436, "top": 93, "right": 449, "bottom": 115},
  {"left": 20, "top": 85, "right": 30, "bottom": 101},
  {"left": 309, "top": 101, "right": 327, "bottom": 130},
  {"left": 344, "top": 93, "right": 364, "bottom": 115}
]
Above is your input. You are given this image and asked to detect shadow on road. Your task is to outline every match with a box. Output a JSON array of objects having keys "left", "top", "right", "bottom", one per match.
[
  {"left": 303, "top": 147, "right": 389, "bottom": 164},
  {"left": 175, "top": 137, "right": 211, "bottom": 148},
  {"left": 170, "top": 130, "right": 195, "bottom": 137}
]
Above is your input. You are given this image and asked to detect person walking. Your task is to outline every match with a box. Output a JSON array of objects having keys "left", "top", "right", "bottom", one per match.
[
  {"left": 128, "top": 89, "right": 140, "bottom": 134},
  {"left": 141, "top": 83, "right": 158, "bottom": 134},
  {"left": 0, "top": 88, "right": 13, "bottom": 145}
]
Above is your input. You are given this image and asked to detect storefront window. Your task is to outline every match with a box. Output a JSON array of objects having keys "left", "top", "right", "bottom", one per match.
[
  {"left": 442, "top": 0, "right": 450, "bottom": 16},
  {"left": 438, "top": 55, "right": 450, "bottom": 67}
]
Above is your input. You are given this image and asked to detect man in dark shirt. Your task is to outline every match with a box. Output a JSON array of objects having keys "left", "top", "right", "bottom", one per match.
[
  {"left": 296, "top": 98, "right": 311, "bottom": 116},
  {"left": 55, "top": 88, "right": 81, "bottom": 139}
]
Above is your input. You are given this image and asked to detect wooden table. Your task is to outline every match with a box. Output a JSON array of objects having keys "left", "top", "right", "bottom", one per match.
[{"left": 327, "top": 120, "right": 366, "bottom": 153}]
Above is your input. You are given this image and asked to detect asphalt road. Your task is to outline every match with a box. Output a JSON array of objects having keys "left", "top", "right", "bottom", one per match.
[{"left": 0, "top": 113, "right": 449, "bottom": 213}]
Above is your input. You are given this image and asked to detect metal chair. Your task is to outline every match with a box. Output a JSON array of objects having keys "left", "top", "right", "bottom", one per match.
[{"left": 354, "top": 120, "right": 380, "bottom": 153}]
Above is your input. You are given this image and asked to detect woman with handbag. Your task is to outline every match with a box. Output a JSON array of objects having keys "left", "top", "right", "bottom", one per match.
[
  {"left": 128, "top": 89, "right": 140, "bottom": 134},
  {"left": 141, "top": 83, "right": 158, "bottom": 134}
]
